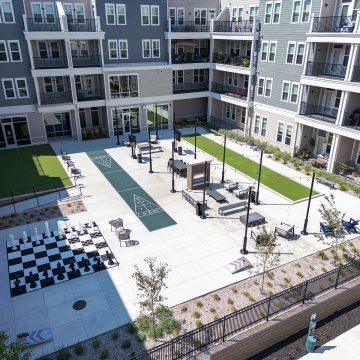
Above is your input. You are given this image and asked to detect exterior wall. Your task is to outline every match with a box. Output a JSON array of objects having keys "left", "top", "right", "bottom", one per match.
[
  {"left": 335, "top": 136, "right": 358, "bottom": 165},
  {"left": 220, "top": 0, "right": 260, "bottom": 18},
  {"left": 97, "top": 0, "right": 168, "bottom": 64},
  {"left": 27, "top": 112, "right": 47, "bottom": 144},
  {"left": 173, "top": 98, "right": 207, "bottom": 121},
  {"left": 168, "top": 1, "right": 220, "bottom": 22},
  {"left": 212, "top": 99, "right": 223, "bottom": 118}
]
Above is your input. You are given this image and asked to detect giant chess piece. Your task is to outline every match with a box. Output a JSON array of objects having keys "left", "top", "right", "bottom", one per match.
[
  {"left": 57, "top": 262, "right": 65, "bottom": 281},
  {"left": 82, "top": 257, "right": 90, "bottom": 272},
  {"left": 14, "top": 276, "right": 21, "bottom": 293},
  {"left": 43, "top": 268, "right": 51, "bottom": 285},
  {"left": 69, "top": 260, "right": 76, "bottom": 275},
  {"left": 29, "top": 271, "right": 37, "bottom": 289},
  {"left": 106, "top": 250, "right": 114, "bottom": 266}
]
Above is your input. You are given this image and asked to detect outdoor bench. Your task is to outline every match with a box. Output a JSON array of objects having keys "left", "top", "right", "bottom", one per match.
[
  {"left": 218, "top": 201, "right": 247, "bottom": 216},
  {"left": 316, "top": 177, "right": 336, "bottom": 189}
]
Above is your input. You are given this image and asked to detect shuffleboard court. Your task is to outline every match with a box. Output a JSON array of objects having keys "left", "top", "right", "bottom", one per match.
[{"left": 87, "top": 150, "right": 176, "bottom": 232}]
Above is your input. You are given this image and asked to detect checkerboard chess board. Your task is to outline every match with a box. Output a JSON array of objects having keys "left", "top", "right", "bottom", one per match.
[{"left": 6, "top": 222, "right": 118, "bottom": 297}]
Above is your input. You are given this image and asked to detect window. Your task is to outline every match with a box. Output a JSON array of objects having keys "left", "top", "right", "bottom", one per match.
[
  {"left": 194, "top": 8, "right": 207, "bottom": 25},
  {"left": 269, "top": 41, "right": 277, "bottom": 62},
  {"left": 109, "top": 75, "right": 138, "bottom": 98},
  {"left": 265, "top": 78, "right": 273, "bottom": 97},
  {"left": 254, "top": 115, "right": 261, "bottom": 134},
  {"left": 357, "top": 148, "right": 360, "bottom": 165},
  {"left": 302, "top": 0, "right": 311, "bottom": 22},
  {"left": 50, "top": 42, "right": 59, "bottom": 58},
  {"left": 79, "top": 42, "right": 88, "bottom": 57},
  {"left": 261, "top": 41, "right": 269, "bottom": 61},
  {"left": 91, "top": 108, "right": 100, "bottom": 127},
  {"left": 281, "top": 81, "right": 290, "bottom": 101},
  {"left": 343, "top": 45, "right": 351, "bottom": 66},
  {"left": 286, "top": 42, "right": 296, "bottom": 64},
  {"left": 75, "top": 75, "right": 81, "bottom": 91},
  {"left": 7, "top": 40, "right": 21, "bottom": 62},
  {"left": 151, "top": 5, "right": 159, "bottom": 25},
  {"left": 105, "top": 3, "right": 115, "bottom": 24},
  {"left": 264, "top": 3, "right": 272, "bottom": 24},
  {"left": 55, "top": 77, "right": 64, "bottom": 92},
  {"left": 208, "top": 9, "right": 216, "bottom": 20},
  {"left": 257, "top": 77, "right": 265, "bottom": 96},
  {"left": 194, "top": 69, "right": 205, "bottom": 83},
  {"left": 335, "top": 90, "right": 342, "bottom": 108},
  {"left": 292, "top": 0, "right": 311, "bottom": 23},
  {"left": 63, "top": 4, "right": 73, "bottom": 23},
  {"left": 44, "top": 77, "right": 53, "bottom": 92},
  {"left": 79, "top": 109, "right": 86, "bottom": 128},
  {"left": 296, "top": 43, "right": 305, "bottom": 65},
  {"left": 290, "top": 82, "right": 299, "bottom": 103},
  {"left": 141, "top": 5, "right": 150, "bottom": 25},
  {"left": 0, "top": 41, "right": 8, "bottom": 62},
  {"left": 273, "top": 2, "right": 281, "bottom": 23},
  {"left": 38, "top": 41, "right": 48, "bottom": 59},
  {"left": 177, "top": 70, "right": 183, "bottom": 84},
  {"left": 249, "top": 6, "right": 259, "bottom": 21},
  {"left": 261, "top": 118, "right": 268, "bottom": 136},
  {"left": 44, "top": 3, "right": 55, "bottom": 23},
  {"left": 285, "top": 125, "right": 293, "bottom": 145},
  {"left": 2, "top": 78, "right": 15, "bottom": 98},
  {"left": 169, "top": 8, "right": 176, "bottom": 24},
  {"left": 292, "top": 1, "right": 301, "bottom": 22},
  {"left": 119, "top": 40, "right": 128, "bottom": 59},
  {"left": 74, "top": 4, "right": 84, "bottom": 23},
  {"left": 142, "top": 40, "right": 150, "bottom": 58},
  {"left": 152, "top": 39, "right": 160, "bottom": 58},
  {"left": 0, "top": 1, "right": 14, "bottom": 23},
  {"left": 277, "top": 122, "right": 284, "bottom": 142},
  {"left": 108, "top": 40, "right": 118, "bottom": 59},
  {"left": 15, "top": 78, "right": 29, "bottom": 98},
  {"left": 177, "top": 8, "right": 184, "bottom": 24},
  {"left": 231, "top": 7, "right": 243, "bottom": 21},
  {"left": 31, "top": 3, "right": 42, "bottom": 23},
  {"left": 226, "top": 104, "right": 236, "bottom": 121},
  {"left": 116, "top": 4, "right": 126, "bottom": 25}
]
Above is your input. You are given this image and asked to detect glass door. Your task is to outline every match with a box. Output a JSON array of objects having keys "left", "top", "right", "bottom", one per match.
[
  {"left": 3, "top": 123, "right": 15, "bottom": 145},
  {"left": 122, "top": 113, "right": 131, "bottom": 134}
]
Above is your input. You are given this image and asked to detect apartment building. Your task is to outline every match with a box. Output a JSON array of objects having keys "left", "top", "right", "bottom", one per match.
[{"left": 1, "top": 0, "right": 360, "bottom": 175}]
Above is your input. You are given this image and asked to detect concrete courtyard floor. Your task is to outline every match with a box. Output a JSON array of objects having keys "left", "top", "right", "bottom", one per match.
[{"left": 0, "top": 127, "right": 359, "bottom": 358}]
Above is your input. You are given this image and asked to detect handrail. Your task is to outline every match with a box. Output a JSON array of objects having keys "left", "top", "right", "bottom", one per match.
[
  {"left": 169, "top": 20, "right": 210, "bottom": 32},
  {"left": 299, "top": 101, "right": 338, "bottom": 122},
  {"left": 306, "top": 61, "right": 347, "bottom": 79},
  {"left": 312, "top": 15, "right": 356, "bottom": 33}
]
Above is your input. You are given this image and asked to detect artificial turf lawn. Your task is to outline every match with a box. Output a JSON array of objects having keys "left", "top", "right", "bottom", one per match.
[
  {"left": 184, "top": 134, "right": 318, "bottom": 201},
  {"left": 0, "top": 144, "right": 72, "bottom": 197}
]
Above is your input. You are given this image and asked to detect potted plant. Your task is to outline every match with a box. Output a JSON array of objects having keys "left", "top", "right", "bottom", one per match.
[
  {"left": 241, "top": 57, "right": 250, "bottom": 67},
  {"left": 215, "top": 50, "right": 225, "bottom": 63}
]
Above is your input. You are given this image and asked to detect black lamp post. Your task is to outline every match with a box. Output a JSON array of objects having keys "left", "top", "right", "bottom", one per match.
[
  {"left": 155, "top": 103, "right": 159, "bottom": 139},
  {"left": 301, "top": 172, "right": 316, "bottom": 235},
  {"left": 148, "top": 129, "right": 153, "bottom": 173},
  {"left": 194, "top": 120, "right": 197, "bottom": 159},
  {"left": 220, "top": 135, "right": 227, "bottom": 183},
  {"left": 201, "top": 161, "right": 207, "bottom": 219},
  {"left": 240, "top": 186, "right": 252, "bottom": 255},
  {"left": 171, "top": 123, "right": 176, "bottom": 193},
  {"left": 255, "top": 150, "right": 264, "bottom": 205},
  {"left": 114, "top": 107, "right": 120, "bottom": 146}
]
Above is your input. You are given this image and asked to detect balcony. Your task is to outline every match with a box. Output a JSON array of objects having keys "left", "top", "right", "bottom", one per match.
[
  {"left": 299, "top": 102, "right": 338, "bottom": 123},
  {"left": 213, "top": 53, "right": 250, "bottom": 68},
  {"left": 211, "top": 82, "right": 247, "bottom": 100},
  {"left": 72, "top": 55, "right": 102, "bottom": 68},
  {"left": 26, "top": 18, "right": 61, "bottom": 31},
  {"left": 40, "top": 91, "right": 72, "bottom": 105},
  {"left": 312, "top": 16, "right": 356, "bottom": 33},
  {"left": 33, "top": 56, "right": 68, "bottom": 69},
  {"left": 305, "top": 62, "right": 347, "bottom": 79},
  {"left": 352, "top": 66, "right": 360, "bottom": 82},
  {"left": 172, "top": 52, "right": 209, "bottom": 64},
  {"left": 173, "top": 82, "right": 208, "bottom": 94},
  {"left": 213, "top": 20, "right": 256, "bottom": 33},
  {"left": 68, "top": 19, "right": 96, "bottom": 32},
  {"left": 343, "top": 111, "right": 360, "bottom": 131},
  {"left": 77, "top": 88, "right": 105, "bottom": 101},
  {"left": 170, "top": 21, "right": 210, "bottom": 32}
]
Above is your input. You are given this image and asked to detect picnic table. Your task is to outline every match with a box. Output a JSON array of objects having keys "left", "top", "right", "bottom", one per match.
[
  {"left": 240, "top": 212, "right": 265, "bottom": 227},
  {"left": 173, "top": 159, "right": 187, "bottom": 177},
  {"left": 207, "top": 188, "right": 226, "bottom": 202},
  {"left": 218, "top": 201, "right": 247, "bottom": 216}
]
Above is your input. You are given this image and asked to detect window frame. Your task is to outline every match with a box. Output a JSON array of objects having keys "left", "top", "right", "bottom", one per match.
[
  {"left": 257, "top": 77, "right": 265, "bottom": 96},
  {"left": 261, "top": 41, "right": 269, "bottom": 62},
  {"left": 290, "top": 82, "right": 300, "bottom": 104},
  {"left": 151, "top": 5, "right": 159, "bottom": 26},
  {"left": 295, "top": 42, "right": 305, "bottom": 65},
  {"left": 152, "top": 39, "right": 160, "bottom": 58},
  {"left": 116, "top": 4, "right": 126, "bottom": 25},
  {"left": 118, "top": 39, "right": 128, "bottom": 59},
  {"left": 301, "top": 0, "right": 311, "bottom": 23},
  {"left": 264, "top": 2, "right": 273, "bottom": 24},
  {"left": 105, "top": 3, "right": 116, "bottom": 25},
  {"left": 269, "top": 41, "right": 277, "bottom": 62},
  {"left": 0, "top": 40, "right": 9, "bottom": 62},
  {"left": 1, "top": 1, "right": 15, "bottom": 23},
  {"left": 141, "top": 5, "right": 150, "bottom": 26},
  {"left": 108, "top": 40, "right": 118, "bottom": 59},
  {"left": 281, "top": 80, "right": 291, "bottom": 102},
  {"left": 285, "top": 124, "right": 294, "bottom": 145},
  {"left": 249, "top": 6, "right": 259, "bottom": 22},
  {"left": 291, "top": 0, "right": 302, "bottom": 24},
  {"left": 142, "top": 39, "right": 151, "bottom": 59},
  {"left": 261, "top": 117, "right": 268, "bottom": 137},
  {"left": 286, "top": 42, "right": 296, "bottom": 64},
  {"left": 254, "top": 115, "right": 261, "bottom": 134},
  {"left": 264, "top": 78, "right": 273, "bottom": 98},
  {"left": 7, "top": 40, "right": 21, "bottom": 62},
  {"left": 15, "top": 77, "right": 29, "bottom": 99},
  {"left": 2, "top": 78, "right": 16, "bottom": 99},
  {"left": 277, "top": 122, "right": 285, "bottom": 143},
  {"left": 273, "top": 1, "right": 281, "bottom": 23}
]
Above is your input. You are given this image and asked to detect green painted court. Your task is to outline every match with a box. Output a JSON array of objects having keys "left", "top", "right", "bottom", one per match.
[
  {"left": 87, "top": 150, "right": 176, "bottom": 232},
  {"left": 0, "top": 144, "right": 72, "bottom": 198}
]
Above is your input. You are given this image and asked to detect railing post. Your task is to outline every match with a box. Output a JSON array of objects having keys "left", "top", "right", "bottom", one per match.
[
  {"left": 222, "top": 317, "right": 226, "bottom": 341},
  {"left": 302, "top": 281, "right": 309, "bottom": 304},
  {"left": 23, "top": 14, "right": 28, "bottom": 31},
  {"left": 334, "top": 266, "right": 341, "bottom": 289},
  {"left": 168, "top": 18, "right": 172, "bottom": 32},
  {"left": 266, "top": 296, "right": 271, "bottom": 321},
  {"left": 309, "top": 13, "right": 315, "bottom": 33},
  {"left": 33, "top": 187, "right": 40, "bottom": 207},
  {"left": 355, "top": 11, "right": 360, "bottom": 33},
  {"left": 210, "top": 19, "right": 214, "bottom": 33},
  {"left": 11, "top": 192, "right": 16, "bottom": 214}
]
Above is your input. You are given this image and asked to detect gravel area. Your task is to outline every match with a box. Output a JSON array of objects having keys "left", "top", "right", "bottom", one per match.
[{"left": 248, "top": 299, "right": 360, "bottom": 360}]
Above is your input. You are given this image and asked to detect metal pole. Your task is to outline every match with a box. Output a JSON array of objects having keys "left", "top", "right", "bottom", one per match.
[
  {"left": 11, "top": 192, "right": 16, "bottom": 214},
  {"left": 171, "top": 124, "right": 176, "bottom": 193},
  {"left": 115, "top": 108, "right": 120, "bottom": 146},
  {"left": 201, "top": 161, "right": 207, "bottom": 219},
  {"left": 194, "top": 120, "right": 197, "bottom": 159},
  {"left": 255, "top": 150, "right": 264, "bottom": 205},
  {"left": 220, "top": 135, "right": 227, "bottom": 183},
  {"left": 155, "top": 103, "right": 159, "bottom": 139},
  {"left": 301, "top": 172, "right": 315, "bottom": 235},
  {"left": 148, "top": 130, "right": 153, "bottom": 173},
  {"left": 240, "top": 186, "right": 252, "bottom": 254}
]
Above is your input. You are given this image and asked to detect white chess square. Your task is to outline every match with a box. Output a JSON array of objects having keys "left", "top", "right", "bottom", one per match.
[
  {"left": 79, "top": 233, "right": 91, "bottom": 241},
  {"left": 8, "top": 251, "right": 21, "bottom": 260},
  {"left": 47, "top": 248, "right": 60, "bottom": 256},
  {"left": 9, "top": 263, "right": 23, "bottom": 273},
  {"left": 24, "top": 267, "right": 39, "bottom": 277},
  {"left": 74, "top": 254, "right": 86, "bottom": 263},
  {"left": 19, "top": 243, "right": 32, "bottom": 251},
  {"left": 33, "top": 245, "right": 46, "bottom": 253},
  {"left": 57, "top": 239, "right": 68, "bottom": 247},
  {"left": 43, "top": 237, "right": 56, "bottom": 245},
  {"left": 50, "top": 260, "right": 65, "bottom": 269},
  {"left": 22, "top": 254, "right": 36, "bottom": 263},
  {"left": 26, "top": 282, "right": 41, "bottom": 293},
  {"left": 10, "top": 276, "right": 25, "bottom": 288},
  {"left": 38, "top": 269, "right": 54, "bottom": 280},
  {"left": 53, "top": 273, "right": 69, "bottom": 284},
  {"left": 36, "top": 257, "right": 49, "bottom": 266},
  {"left": 83, "top": 244, "right": 97, "bottom": 253},
  {"left": 60, "top": 250, "right": 73, "bottom": 259},
  {"left": 79, "top": 266, "right": 94, "bottom": 276}
]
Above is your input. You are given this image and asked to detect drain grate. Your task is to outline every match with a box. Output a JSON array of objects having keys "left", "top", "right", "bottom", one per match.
[{"left": 73, "top": 300, "right": 87, "bottom": 310}]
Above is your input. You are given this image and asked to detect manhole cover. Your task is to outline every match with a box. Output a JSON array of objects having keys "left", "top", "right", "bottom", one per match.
[{"left": 73, "top": 300, "right": 87, "bottom": 310}]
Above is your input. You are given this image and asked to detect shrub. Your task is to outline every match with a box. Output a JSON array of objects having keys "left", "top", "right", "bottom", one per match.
[
  {"left": 213, "top": 314, "right": 219, "bottom": 321},
  {"left": 92, "top": 340, "right": 100, "bottom": 349},
  {"left": 229, "top": 305, "right": 237, "bottom": 312},
  {"left": 339, "top": 182, "right": 348, "bottom": 191},
  {"left": 283, "top": 277, "right": 291, "bottom": 284},
  {"left": 56, "top": 349, "right": 71, "bottom": 360},
  {"left": 253, "top": 279, "right": 259, "bottom": 285},
  {"left": 304, "top": 164, "right": 312, "bottom": 175},
  {"left": 156, "top": 306, "right": 180, "bottom": 336},
  {"left": 317, "top": 251, "right": 329, "bottom": 261},
  {"left": 111, "top": 332, "right": 119, "bottom": 341},
  {"left": 296, "top": 271, "right": 304, "bottom": 278},
  {"left": 210, "top": 307, "right": 216, "bottom": 313},
  {"left": 266, "top": 272, "right": 275, "bottom": 280},
  {"left": 227, "top": 297, "right": 234, "bottom": 305},
  {"left": 100, "top": 350, "right": 109, "bottom": 359},
  {"left": 295, "top": 263, "right": 301, "bottom": 268},
  {"left": 213, "top": 294, "right": 221, "bottom": 301},
  {"left": 321, "top": 266, "right": 328, "bottom": 273},
  {"left": 309, "top": 265, "right": 315, "bottom": 271},
  {"left": 196, "top": 301, "right": 203, "bottom": 308},
  {"left": 274, "top": 150, "right": 282, "bottom": 161},
  {"left": 121, "top": 340, "right": 131, "bottom": 349},
  {"left": 281, "top": 152, "right": 291, "bottom": 164},
  {"left": 126, "top": 323, "right": 137, "bottom": 334},
  {"left": 129, "top": 351, "right": 137, "bottom": 360},
  {"left": 73, "top": 343, "right": 84, "bottom": 355},
  {"left": 180, "top": 306, "right": 188, "bottom": 313},
  {"left": 193, "top": 311, "right": 201, "bottom": 319},
  {"left": 231, "top": 286, "right": 238, "bottom": 294},
  {"left": 137, "top": 332, "right": 146, "bottom": 342},
  {"left": 266, "top": 281, "right": 273, "bottom": 288},
  {"left": 195, "top": 319, "right": 203, "bottom": 328},
  {"left": 281, "top": 269, "right": 287, "bottom": 274}
]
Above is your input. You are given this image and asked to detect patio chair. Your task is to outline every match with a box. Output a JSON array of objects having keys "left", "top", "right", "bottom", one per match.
[
  {"left": 234, "top": 186, "right": 249, "bottom": 199},
  {"left": 320, "top": 222, "right": 333, "bottom": 237},
  {"left": 274, "top": 222, "right": 295, "bottom": 239},
  {"left": 343, "top": 218, "right": 359, "bottom": 233}
]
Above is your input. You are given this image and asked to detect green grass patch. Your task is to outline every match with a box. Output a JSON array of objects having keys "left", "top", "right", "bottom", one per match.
[
  {"left": 184, "top": 135, "right": 318, "bottom": 201},
  {"left": 0, "top": 144, "right": 72, "bottom": 198}
]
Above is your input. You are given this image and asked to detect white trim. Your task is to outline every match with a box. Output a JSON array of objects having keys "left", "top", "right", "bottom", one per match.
[
  {"left": 261, "top": 116, "right": 268, "bottom": 137},
  {"left": 2, "top": 78, "right": 16, "bottom": 99},
  {"left": 295, "top": 42, "right": 306, "bottom": 65},
  {"left": 264, "top": 78, "right": 273, "bottom": 98},
  {"left": 151, "top": 39, "right": 160, "bottom": 58},
  {"left": 116, "top": 3, "right": 127, "bottom": 25},
  {"left": 253, "top": 102, "right": 297, "bottom": 119},
  {"left": 291, "top": 0, "right": 301, "bottom": 24},
  {"left": 1, "top": 0, "right": 15, "bottom": 24},
  {"left": 276, "top": 121, "right": 285, "bottom": 143},
  {"left": 150, "top": 5, "right": 160, "bottom": 26},
  {"left": 269, "top": 40, "right": 277, "bottom": 62},
  {"left": 105, "top": 3, "right": 116, "bottom": 25},
  {"left": 286, "top": 41, "right": 296, "bottom": 64},
  {"left": 108, "top": 39, "right": 118, "bottom": 59},
  {"left": 285, "top": 123, "right": 294, "bottom": 146},
  {"left": 264, "top": 2, "right": 273, "bottom": 24},
  {"left": 7, "top": 40, "right": 22, "bottom": 62},
  {"left": 260, "top": 40, "right": 269, "bottom": 62},
  {"left": 257, "top": 76, "right": 265, "bottom": 96},
  {"left": 301, "top": 0, "right": 312, "bottom": 23},
  {"left": 108, "top": 73, "right": 140, "bottom": 99},
  {"left": 118, "top": 39, "right": 128, "bottom": 59},
  {"left": 142, "top": 39, "right": 151, "bottom": 59},
  {"left": 0, "top": 39, "right": 9, "bottom": 62},
  {"left": 0, "top": 104, "right": 37, "bottom": 114},
  {"left": 140, "top": 5, "right": 150, "bottom": 26},
  {"left": 281, "top": 80, "right": 291, "bottom": 102},
  {"left": 15, "top": 77, "right": 29, "bottom": 99},
  {"left": 290, "top": 82, "right": 300, "bottom": 104},
  {"left": 254, "top": 114, "right": 261, "bottom": 134},
  {"left": 273, "top": 1, "right": 282, "bottom": 24}
]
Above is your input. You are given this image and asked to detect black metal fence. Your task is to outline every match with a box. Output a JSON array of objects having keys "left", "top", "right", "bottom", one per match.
[
  {"left": 312, "top": 15, "right": 356, "bottom": 33},
  {"left": 209, "top": 116, "right": 244, "bottom": 132},
  {"left": 213, "top": 20, "right": 257, "bottom": 33},
  {"left": 170, "top": 21, "right": 210, "bottom": 32},
  {"left": 299, "top": 102, "right": 338, "bottom": 123},
  {"left": 306, "top": 62, "right": 347, "bottom": 79},
  {"left": 141, "top": 262, "right": 360, "bottom": 360}
]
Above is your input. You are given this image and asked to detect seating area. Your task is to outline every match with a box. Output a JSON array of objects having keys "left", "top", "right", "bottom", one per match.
[
  {"left": 218, "top": 201, "right": 247, "bottom": 216},
  {"left": 207, "top": 188, "right": 226, "bottom": 203},
  {"left": 168, "top": 158, "right": 187, "bottom": 177},
  {"left": 60, "top": 149, "right": 82, "bottom": 177},
  {"left": 274, "top": 222, "right": 295, "bottom": 239}
]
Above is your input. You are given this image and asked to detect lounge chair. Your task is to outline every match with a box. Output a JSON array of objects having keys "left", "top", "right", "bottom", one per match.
[
  {"left": 320, "top": 222, "right": 333, "bottom": 237},
  {"left": 234, "top": 186, "right": 249, "bottom": 199},
  {"left": 275, "top": 222, "right": 295, "bottom": 239},
  {"left": 224, "top": 181, "right": 238, "bottom": 192},
  {"left": 343, "top": 218, "right": 359, "bottom": 233}
]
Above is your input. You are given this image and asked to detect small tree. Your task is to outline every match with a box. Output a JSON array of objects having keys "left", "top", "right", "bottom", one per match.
[
  {"left": 317, "top": 194, "right": 345, "bottom": 265},
  {"left": 132, "top": 257, "right": 170, "bottom": 339},
  {"left": 252, "top": 227, "right": 280, "bottom": 294},
  {"left": 0, "top": 331, "right": 31, "bottom": 360}
]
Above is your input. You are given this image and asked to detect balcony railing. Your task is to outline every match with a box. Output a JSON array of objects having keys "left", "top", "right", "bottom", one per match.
[
  {"left": 211, "top": 82, "right": 248, "bottom": 100},
  {"left": 170, "top": 21, "right": 210, "bottom": 32},
  {"left": 213, "top": 53, "right": 250, "bottom": 68},
  {"left": 77, "top": 88, "right": 105, "bottom": 101},
  {"left": 68, "top": 18, "right": 96, "bottom": 32},
  {"left": 299, "top": 102, "right": 338, "bottom": 123},
  {"left": 33, "top": 56, "right": 68, "bottom": 69},
  {"left": 213, "top": 20, "right": 256, "bottom": 33},
  {"left": 172, "top": 52, "right": 209, "bottom": 64},
  {"left": 210, "top": 116, "right": 244, "bottom": 131},
  {"left": 40, "top": 91, "right": 72, "bottom": 105},
  {"left": 312, "top": 16, "right": 356, "bottom": 33},
  {"left": 173, "top": 82, "right": 208, "bottom": 94},
  {"left": 26, "top": 18, "right": 61, "bottom": 31},
  {"left": 110, "top": 91, "right": 139, "bottom": 99},
  {"left": 343, "top": 111, "right": 360, "bottom": 130},
  {"left": 72, "top": 55, "right": 101, "bottom": 67},
  {"left": 306, "top": 62, "right": 347, "bottom": 79},
  {"left": 352, "top": 66, "right": 360, "bottom": 82}
]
